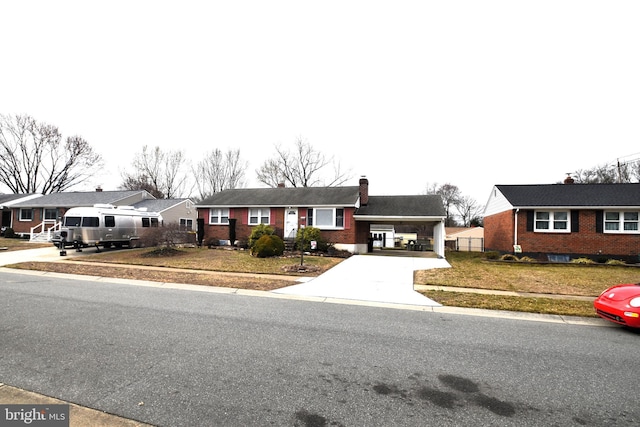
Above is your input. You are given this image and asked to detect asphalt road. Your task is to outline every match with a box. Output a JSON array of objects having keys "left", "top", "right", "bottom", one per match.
[{"left": 1, "top": 270, "right": 638, "bottom": 426}]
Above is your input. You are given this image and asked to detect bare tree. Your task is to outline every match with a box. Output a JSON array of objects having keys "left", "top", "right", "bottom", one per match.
[
  {"left": 0, "top": 114, "right": 102, "bottom": 194},
  {"left": 426, "top": 182, "right": 461, "bottom": 226},
  {"left": 256, "top": 137, "right": 351, "bottom": 187},
  {"left": 573, "top": 164, "right": 619, "bottom": 183},
  {"left": 120, "top": 145, "right": 189, "bottom": 198},
  {"left": 454, "top": 195, "right": 484, "bottom": 227},
  {"left": 191, "top": 148, "right": 247, "bottom": 201}
]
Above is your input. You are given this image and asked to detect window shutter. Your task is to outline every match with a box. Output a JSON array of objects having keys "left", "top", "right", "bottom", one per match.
[
  {"left": 595, "top": 210, "right": 603, "bottom": 233},
  {"left": 571, "top": 210, "right": 579, "bottom": 232},
  {"left": 526, "top": 210, "right": 534, "bottom": 232}
]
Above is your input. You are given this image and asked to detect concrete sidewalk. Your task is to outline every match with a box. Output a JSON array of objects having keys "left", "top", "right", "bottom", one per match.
[{"left": 273, "top": 254, "right": 451, "bottom": 306}]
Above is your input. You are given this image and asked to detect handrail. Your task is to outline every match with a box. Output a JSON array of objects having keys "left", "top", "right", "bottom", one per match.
[{"left": 30, "top": 220, "right": 61, "bottom": 242}]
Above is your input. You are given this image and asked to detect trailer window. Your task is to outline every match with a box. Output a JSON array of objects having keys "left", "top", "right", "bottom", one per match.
[
  {"left": 64, "top": 216, "right": 81, "bottom": 227},
  {"left": 82, "top": 217, "right": 99, "bottom": 227},
  {"left": 151, "top": 218, "right": 159, "bottom": 227},
  {"left": 105, "top": 216, "right": 115, "bottom": 227}
]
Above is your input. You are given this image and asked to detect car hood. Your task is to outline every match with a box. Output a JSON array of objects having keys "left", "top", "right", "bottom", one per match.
[{"left": 601, "top": 284, "right": 640, "bottom": 302}]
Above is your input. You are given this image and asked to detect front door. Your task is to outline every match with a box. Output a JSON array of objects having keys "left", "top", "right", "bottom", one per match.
[{"left": 284, "top": 208, "right": 298, "bottom": 239}]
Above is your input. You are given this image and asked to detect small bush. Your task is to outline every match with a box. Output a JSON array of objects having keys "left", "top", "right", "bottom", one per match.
[
  {"left": 251, "top": 234, "right": 285, "bottom": 258},
  {"left": 249, "top": 224, "right": 275, "bottom": 248},
  {"left": 3, "top": 228, "right": 16, "bottom": 238},
  {"left": 571, "top": 257, "right": 596, "bottom": 264},
  {"left": 605, "top": 259, "right": 627, "bottom": 266},
  {"left": 295, "top": 227, "right": 322, "bottom": 251},
  {"left": 519, "top": 256, "right": 537, "bottom": 263},
  {"left": 500, "top": 254, "right": 519, "bottom": 261}
]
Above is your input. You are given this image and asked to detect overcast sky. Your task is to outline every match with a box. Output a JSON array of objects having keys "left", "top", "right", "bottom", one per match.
[{"left": 2, "top": 1, "right": 639, "bottom": 206}]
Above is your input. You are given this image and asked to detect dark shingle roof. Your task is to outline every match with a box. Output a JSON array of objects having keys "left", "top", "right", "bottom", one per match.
[
  {"left": 355, "top": 195, "right": 446, "bottom": 217},
  {"left": 496, "top": 183, "right": 640, "bottom": 207},
  {"left": 198, "top": 186, "right": 361, "bottom": 207},
  {"left": 11, "top": 191, "right": 152, "bottom": 208}
]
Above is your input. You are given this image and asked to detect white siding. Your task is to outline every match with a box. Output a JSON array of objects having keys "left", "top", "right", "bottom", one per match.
[{"left": 483, "top": 186, "right": 514, "bottom": 217}]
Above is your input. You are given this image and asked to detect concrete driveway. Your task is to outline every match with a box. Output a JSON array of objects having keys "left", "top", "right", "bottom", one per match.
[{"left": 273, "top": 254, "right": 451, "bottom": 306}]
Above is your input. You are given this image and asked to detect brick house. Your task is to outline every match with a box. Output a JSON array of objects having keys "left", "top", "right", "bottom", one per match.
[
  {"left": 196, "top": 177, "right": 447, "bottom": 256},
  {"left": 484, "top": 181, "right": 640, "bottom": 262}
]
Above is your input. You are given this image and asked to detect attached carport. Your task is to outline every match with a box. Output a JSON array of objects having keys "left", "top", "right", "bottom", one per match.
[{"left": 353, "top": 195, "right": 447, "bottom": 258}]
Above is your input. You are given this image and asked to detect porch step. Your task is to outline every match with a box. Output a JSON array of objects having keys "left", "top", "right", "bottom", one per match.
[{"left": 284, "top": 238, "right": 295, "bottom": 251}]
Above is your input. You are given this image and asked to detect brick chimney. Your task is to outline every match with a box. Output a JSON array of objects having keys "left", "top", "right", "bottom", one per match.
[
  {"left": 96, "top": 186, "right": 103, "bottom": 192},
  {"left": 359, "top": 176, "right": 369, "bottom": 206},
  {"left": 564, "top": 173, "right": 574, "bottom": 184}
]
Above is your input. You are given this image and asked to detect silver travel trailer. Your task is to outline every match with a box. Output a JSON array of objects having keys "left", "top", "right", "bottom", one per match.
[{"left": 53, "top": 204, "right": 162, "bottom": 253}]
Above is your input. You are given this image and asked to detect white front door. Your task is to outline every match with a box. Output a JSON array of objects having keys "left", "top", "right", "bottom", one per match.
[{"left": 284, "top": 208, "right": 298, "bottom": 239}]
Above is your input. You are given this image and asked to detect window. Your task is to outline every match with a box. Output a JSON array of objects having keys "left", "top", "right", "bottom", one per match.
[
  {"left": 44, "top": 208, "right": 58, "bottom": 220},
  {"left": 180, "top": 218, "right": 193, "bottom": 231},
  {"left": 249, "top": 208, "right": 270, "bottom": 225},
  {"left": 307, "top": 208, "right": 345, "bottom": 229},
  {"left": 534, "top": 210, "right": 569, "bottom": 232},
  {"left": 604, "top": 211, "right": 640, "bottom": 233},
  {"left": 105, "top": 216, "right": 116, "bottom": 227},
  {"left": 19, "top": 209, "right": 33, "bottom": 221},
  {"left": 209, "top": 208, "right": 229, "bottom": 225},
  {"left": 82, "top": 217, "right": 99, "bottom": 227},
  {"left": 64, "top": 216, "right": 81, "bottom": 227},
  {"left": 142, "top": 217, "right": 160, "bottom": 227}
]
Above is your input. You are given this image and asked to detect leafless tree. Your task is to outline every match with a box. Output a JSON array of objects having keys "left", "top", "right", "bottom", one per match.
[
  {"left": 120, "top": 145, "right": 189, "bottom": 198},
  {"left": 0, "top": 114, "right": 102, "bottom": 194},
  {"left": 191, "top": 148, "right": 247, "bottom": 201},
  {"left": 426, "top": 182, "right": 461, "bottom": 226},
  {"left": 573, "top": 164, "right": 619, "bottom": 183},
  {"left": 454, "top": 195, "right": 484, "bottom": 227},
  {"left": 256, "top": 137, "right": 351, "bottom": 187}
]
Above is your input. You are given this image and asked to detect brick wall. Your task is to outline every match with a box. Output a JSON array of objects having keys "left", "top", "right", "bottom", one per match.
[
  {"left": 486, "top": 209, "right": 640, "bottom": 260},
  {"left": 484, "top": 210, "right": 515, "bottom": 252},
  {"left": 197, "top": 207, "right": 363, "bottom": 246}
]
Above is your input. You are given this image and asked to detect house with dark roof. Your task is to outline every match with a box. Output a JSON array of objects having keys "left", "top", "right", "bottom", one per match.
[
  {"left": 483, "top": 181, "right": 640, "bottom": 262},
  {"left": 1, "top": 193, "right": 40, "bottom": 234},
  {"left": 8, "top": 189, "right": 196, "bottom": 240},
  {"left": 196, "top": 177, "right": 447, "bottom": 256}
]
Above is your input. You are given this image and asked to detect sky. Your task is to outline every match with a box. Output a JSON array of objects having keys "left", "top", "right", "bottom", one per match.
[{"left": 2, "top": 1, "right": 639, "bottom": 208}]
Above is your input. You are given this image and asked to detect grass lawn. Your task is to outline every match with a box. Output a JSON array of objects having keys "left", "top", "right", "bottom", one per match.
[
  {"left": 0, "top": 237, "right": 51, "bottom": 251},
  {"left": 415, "top": 251, "right": 640, "bottom": 317},
  {"left": 6, "top": 243, "right": 344, "bottom": 291}
]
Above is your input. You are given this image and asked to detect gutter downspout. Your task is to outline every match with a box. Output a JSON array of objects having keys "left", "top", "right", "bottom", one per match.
[{"left": 514, "top": 208, "right": 519, "bottom": 251}]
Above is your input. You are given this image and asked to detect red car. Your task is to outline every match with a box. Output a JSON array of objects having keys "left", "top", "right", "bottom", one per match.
[{"left": 594, "top": 283, "right": 640, "bottom": 328}]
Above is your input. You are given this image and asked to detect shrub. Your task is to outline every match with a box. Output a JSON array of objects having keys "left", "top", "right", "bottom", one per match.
[
  {"left": 500, "top": 254, "right": 519, "bottom": 261},
  {"left": 295, "top": 227, "right": 322, "bottom": 251},
  {"left": 251, "top": 234, "right": 285, "bottom": 258},
  {"left": 248, "top": 224, "right": 275, "bottom": 248},
  {"left": 571, "top": 257, "right": 596, "bottom": 264},
  {"left": 139, "top": 223, "right": 195, "bottom": 248},
  {"left": 3, "top": 227, "right": 16, "bottom": 238},
  {"left": 605, "top": 259, "right": 627, "bottom": 266}
]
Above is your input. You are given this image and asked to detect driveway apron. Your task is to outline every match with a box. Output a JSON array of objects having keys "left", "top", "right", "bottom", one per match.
[{"left": 273, "top": 254, "right": 451, "bottom": 306}]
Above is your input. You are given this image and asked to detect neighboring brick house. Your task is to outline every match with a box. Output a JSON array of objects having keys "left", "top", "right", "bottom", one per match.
[
  {"left": 196, "top": 177, "right": 447, "bottom": 256},
  {"left": 1, "top": 193, "right": 40, "bottom": 234},
  {"left": 484, "top": 181, "right": 640, "bottom": 262},
  {"left": 8, "top": 189, "right": 196, "bottom": 240}
]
